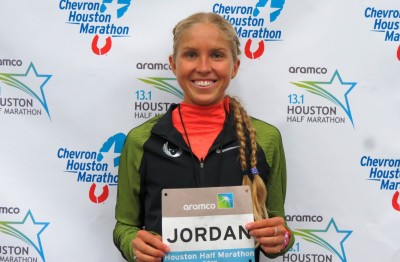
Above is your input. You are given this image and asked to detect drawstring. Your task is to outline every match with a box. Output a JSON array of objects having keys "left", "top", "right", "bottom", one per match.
[
  {"left": 177, "top": 103, "right": 228, "bottom": 187},
  {"left": 178, "top": 104, "right": 200, "bottom": 187}
]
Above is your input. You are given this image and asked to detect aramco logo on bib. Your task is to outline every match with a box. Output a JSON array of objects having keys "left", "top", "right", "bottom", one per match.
[{"left": 217, "top": 192, "right": 234, "bottom": 209}]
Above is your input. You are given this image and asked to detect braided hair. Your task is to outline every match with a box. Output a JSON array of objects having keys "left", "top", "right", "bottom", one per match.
[{"left": 229, "top": 96, "right": 268, "bottom": 220}]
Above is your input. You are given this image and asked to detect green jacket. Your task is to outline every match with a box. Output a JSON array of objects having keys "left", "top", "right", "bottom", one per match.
[{"left": 113, "top": 104, "right": 294, "bottom": 261}]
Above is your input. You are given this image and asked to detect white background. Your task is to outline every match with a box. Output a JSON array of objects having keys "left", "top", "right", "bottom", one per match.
[{"left": 1, "top": 1, "right": 399, "bottom": 261}]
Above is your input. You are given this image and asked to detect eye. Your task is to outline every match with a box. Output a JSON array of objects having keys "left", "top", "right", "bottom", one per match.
[
  {"left": 211, "top": 51, "right": 225, "bottom": 59},
  {"left": 184, "top": 51, "right": 197, "bottom": 59}
]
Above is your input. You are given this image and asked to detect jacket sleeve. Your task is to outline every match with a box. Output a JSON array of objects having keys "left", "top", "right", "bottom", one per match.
[
  {"left": 113, "top": 127, "right": 149, "bottom": 262},
  {"left": 252, "top": 118, "right": 295, "bottom": 258},
  {"left": 113, "top": 221, "right": 139, "bottom": 262}
]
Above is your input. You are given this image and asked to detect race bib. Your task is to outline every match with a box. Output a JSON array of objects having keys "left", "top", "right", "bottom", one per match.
[{"left": 162, "top": 186, "right": 255, "bottom": 262}]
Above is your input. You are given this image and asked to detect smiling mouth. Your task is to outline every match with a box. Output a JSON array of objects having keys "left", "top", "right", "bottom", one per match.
[{"left": 192, "top": 80, "right": 216, "bottom": 87}]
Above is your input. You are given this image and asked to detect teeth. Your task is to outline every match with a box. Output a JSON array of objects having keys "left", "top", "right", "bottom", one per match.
[{"left": 194, "top": 80, "right": 214, "bottom": 87}]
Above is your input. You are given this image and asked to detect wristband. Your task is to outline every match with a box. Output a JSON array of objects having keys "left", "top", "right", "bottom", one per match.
[{"left": 281, "top": 230, "right": 290, "bottom": 250}]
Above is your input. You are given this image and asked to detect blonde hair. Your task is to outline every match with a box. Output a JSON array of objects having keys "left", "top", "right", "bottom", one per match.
[
  {"left": 229, "top": 96, "right": 268, "bottom": 221},
  {"left": 172, "top": 12, "right": 241, "bottom": 61},
  {"left": 172, "top": 12, "right": 267, "bottom": 221}
]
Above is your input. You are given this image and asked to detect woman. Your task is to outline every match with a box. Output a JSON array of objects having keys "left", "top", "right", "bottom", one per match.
[{"left": 113, "top": 12, "right": 294, "bottom": 262}]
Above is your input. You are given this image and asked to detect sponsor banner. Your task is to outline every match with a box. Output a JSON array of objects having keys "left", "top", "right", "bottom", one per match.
[
  {"left": 1, "top": 1, "right": 400, "bottom": 261},
  {"left": 133, "top": 77, "right": 181, "bottom": 120},
  {"left": 363, "top": 3, "right": 400, "bottom": 60},
  {"left": 360, "top": 155, "right": 400, "bottom": 211},
  {"left": 0, "top": 62, "right": 53, "bottom": 119},
  {"left": 58, "top": 0, "right": 133, "bottom": 55},
  {"left": 287, "top": 68, "right": 358, "bottom": 127},
  {"left": 282, "top": 215, "right": 352, "bottom": 262},
  {"left": 210, "top": 0, "right": 286, "bottom": 59},
  {"left": 57, "top": 133, "right": 126, "bottom": 204},
  {"left": 0, "top": 209, "right": 49, "bottom": 262}
]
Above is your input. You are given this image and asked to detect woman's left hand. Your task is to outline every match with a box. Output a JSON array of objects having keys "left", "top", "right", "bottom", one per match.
[{"left": 245, "top": 216, "right": 287, "bottom": 254}]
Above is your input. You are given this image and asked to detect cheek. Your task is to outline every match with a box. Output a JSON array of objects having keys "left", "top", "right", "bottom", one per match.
[
  {"left": 220, "top": 64, "right": 236, "bottom": 78},
  {"left": 175, "top": 62, "right": 191, "bottom": 77},
  {"left": 176, "top": 71, "right": 190, "bottom": 84}
]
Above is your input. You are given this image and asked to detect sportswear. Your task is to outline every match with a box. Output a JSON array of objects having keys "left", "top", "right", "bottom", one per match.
[
  {"left": 113, "top": 103, "right": 294, "bottom": 261},
  {"left": 171, "top": 100, "right": 228, "bottom": 160}
]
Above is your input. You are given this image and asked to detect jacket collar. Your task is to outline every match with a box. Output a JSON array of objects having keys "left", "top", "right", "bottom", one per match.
[{"left": 151, "top": 103, "right": 237, "bottom": 152}]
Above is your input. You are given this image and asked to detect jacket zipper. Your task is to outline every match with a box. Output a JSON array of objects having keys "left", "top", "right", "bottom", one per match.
[{"left": 199, "top": 158, "right": 204, "bottom": 186}]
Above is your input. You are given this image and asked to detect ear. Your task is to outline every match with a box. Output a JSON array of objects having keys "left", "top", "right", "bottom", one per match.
[
  {"left": 231, "top": 59, "right": 240, "bottom": 79},
  {"left": 169, "top": 55, "right": 177, "bottom": 76}
]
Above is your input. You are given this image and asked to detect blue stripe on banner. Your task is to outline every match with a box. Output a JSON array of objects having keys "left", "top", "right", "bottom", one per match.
[{"left": 163, "top": 248, "right": 255, "bottom": 262}]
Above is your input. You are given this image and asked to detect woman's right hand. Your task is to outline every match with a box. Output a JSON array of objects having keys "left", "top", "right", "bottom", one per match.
[{"left": 132, "top": 230, "right": 170, "bottom": 262}]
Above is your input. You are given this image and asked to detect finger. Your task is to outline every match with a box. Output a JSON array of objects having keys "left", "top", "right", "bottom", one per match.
[
  {"left": 134, "top": 249, "right": 163, "bottom": 262},
  {"left": 250, "top": 225, "right": 286, "bottom": 238},
  {"left": 256, "top": 235, "right": 285, "bottom": 247},
  {"left": 256, "top": 235, "right": 286, "bottom": 255},
  {"left": 140, "top": 230, "right": 170, "bottom": 252},
  {"left": 246, "top": 217, "right": 285, "bottom": 230},
  {"left": 133, "top": 231, "right": 169, "bottom": 257}
]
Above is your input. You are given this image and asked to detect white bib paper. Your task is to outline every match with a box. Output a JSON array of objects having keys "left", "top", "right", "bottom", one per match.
[{"left": 162, "top": 186, "right": 255, "bottom": 262}]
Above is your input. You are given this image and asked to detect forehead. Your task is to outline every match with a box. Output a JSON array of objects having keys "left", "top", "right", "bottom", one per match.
[{"left": 178, "top": 22, "right": 229, "bottom": 48}]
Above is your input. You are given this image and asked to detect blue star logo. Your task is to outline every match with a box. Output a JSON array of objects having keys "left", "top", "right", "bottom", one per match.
[
  {"left": 100, "top": 0, "right": 131, "bottom": 19},
  {"left": 293, "top": 218, "right": 352, "bottom": 262},
  {"left": 253, "top": 0, "right": 285, "bottom": 22},
  {"left": 0, "top": 210, "right": 49, "bottom": 262},
  {"left": 97, "top": 132, "right": 126, "bottom": 168},
  {"left": 0, "top": 62, "right": 52, "bottom": 119},
  {"left": 291, "top": 70, "right": 357, "bottom": 127}
]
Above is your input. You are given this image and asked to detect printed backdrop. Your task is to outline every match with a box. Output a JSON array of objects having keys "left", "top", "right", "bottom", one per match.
[{"left": 1, "top": 0, "right": 399, "bottom": 261}]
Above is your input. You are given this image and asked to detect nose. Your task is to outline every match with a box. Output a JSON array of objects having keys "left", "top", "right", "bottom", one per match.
[{"left": 196, "top": 56, "right": 211, "bottom": 73}]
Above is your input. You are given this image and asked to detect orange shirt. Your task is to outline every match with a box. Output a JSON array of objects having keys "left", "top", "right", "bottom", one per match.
[{"left": 172, "top": 98, "right": 229, "bottom": 160}]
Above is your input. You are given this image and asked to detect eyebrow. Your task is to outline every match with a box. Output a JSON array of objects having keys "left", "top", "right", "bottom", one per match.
[{"left": 181, "top": 47, "right": 228, "bottom": 52}]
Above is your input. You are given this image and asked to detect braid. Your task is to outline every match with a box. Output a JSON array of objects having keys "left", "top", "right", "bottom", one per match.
[
  {"left": 229, "top": 96, "right": 268, "bottom": 221},
  {"left": 232, "top": 99, "right": 248, "bottom": 171}
]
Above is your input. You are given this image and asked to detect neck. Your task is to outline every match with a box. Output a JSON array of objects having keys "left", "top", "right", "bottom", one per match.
[{"left": 172, "top": 98, "right": 229, "bottom": 160}]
